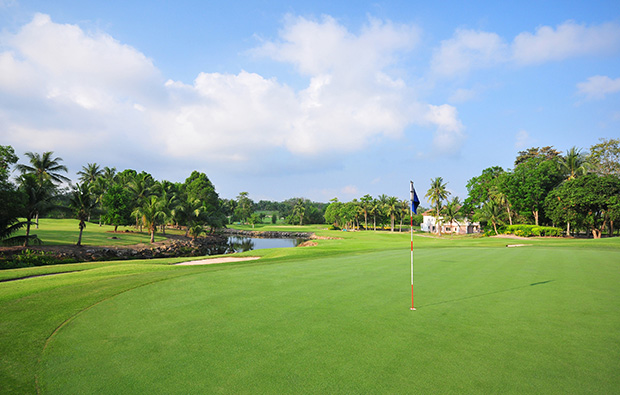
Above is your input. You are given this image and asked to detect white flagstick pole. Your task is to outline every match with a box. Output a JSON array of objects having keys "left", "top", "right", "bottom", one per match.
[{"left": 410, "top": 181, "right": 416, "bottom": 311}]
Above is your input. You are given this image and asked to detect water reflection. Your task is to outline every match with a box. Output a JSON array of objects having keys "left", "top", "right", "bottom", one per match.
[{"left": 226, "top": 236, "right": 306, "bottom": 253}]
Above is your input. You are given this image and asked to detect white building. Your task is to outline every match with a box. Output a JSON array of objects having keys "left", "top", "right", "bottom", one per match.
[{"left": 420, "top": 210, "right": 481, "bottom": 234}]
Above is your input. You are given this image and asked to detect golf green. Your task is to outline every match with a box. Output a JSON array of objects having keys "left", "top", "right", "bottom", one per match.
[{"left": 37, "top": 246, "right": 620, "bottom": 394}]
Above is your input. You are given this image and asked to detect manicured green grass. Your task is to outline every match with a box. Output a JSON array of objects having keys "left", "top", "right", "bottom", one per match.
[
  {"left": 12, "top": 218, "right": 167, "bottom": 246},
  {"left": 1, "top": 223, "right": 619, "bottom": 393}
]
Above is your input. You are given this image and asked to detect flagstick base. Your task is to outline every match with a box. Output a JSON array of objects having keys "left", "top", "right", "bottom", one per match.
[{"left": 410, "top": 308, "right": 416, "bottom": 311}]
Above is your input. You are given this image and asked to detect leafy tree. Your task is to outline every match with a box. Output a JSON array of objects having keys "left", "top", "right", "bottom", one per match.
[
  {"left": 426, "top": 177, "right": 450, "bottom": 234},
  {"left": 504, "top": 157, "right": 562, "bottom": 225},
  {"left": 102, "top": 184, "right": 133, "bottom": 232},
  {"left": 588, "top": 138, "right": 620, "bottom": 176},
  {"left": 544, "top": 174, "right": 620, "bottom": 238},
  {"left": 235, "top": 192, "right": 254, "bottom": 223},
  {"left": 69, "top": 183, "right": 98, "bottom": 246},
  {"left": 184, "top": 171, "right": 220, "bottom": 216},
  {"left": 0, "top": 146, "right": 26, "bottom": 245},
  {"left": 324, "top": 198, "right": 343, "bottom": 227},
  {"left": 462, "top": 166, "right": 504, "bottom": 218},
  {"left": 514, "top": 146, "right": 561, "bottom": 167}
]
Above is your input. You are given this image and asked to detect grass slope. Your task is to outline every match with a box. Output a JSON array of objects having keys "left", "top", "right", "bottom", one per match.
[{"left": 1, "top": 222, "right": 619, "bottom": 393}]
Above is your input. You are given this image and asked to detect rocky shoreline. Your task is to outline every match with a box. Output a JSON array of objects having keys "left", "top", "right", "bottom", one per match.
[{"left": 0, "top": 233, "right": 230, "bottom": 264}]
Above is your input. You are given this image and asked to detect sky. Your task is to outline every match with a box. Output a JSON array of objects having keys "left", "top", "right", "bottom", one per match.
[{"left": 1, "top": 1, "right": 619, "bottom": 206}]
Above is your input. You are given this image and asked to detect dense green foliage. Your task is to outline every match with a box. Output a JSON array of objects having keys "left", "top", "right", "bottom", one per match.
[{"left": 464, "top": 140, "right": 620, "bottom": 238}]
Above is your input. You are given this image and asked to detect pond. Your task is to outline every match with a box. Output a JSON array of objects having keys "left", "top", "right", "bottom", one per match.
[{"left": 205, "top": 236, "right": 307, "bottom": 255}]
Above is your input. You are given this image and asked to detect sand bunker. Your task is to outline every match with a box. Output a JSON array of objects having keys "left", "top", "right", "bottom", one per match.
[{"left": 175, "top": 256, "right": 260, "bottom": 266}]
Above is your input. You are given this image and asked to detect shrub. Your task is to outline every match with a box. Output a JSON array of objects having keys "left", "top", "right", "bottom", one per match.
[{"left": 503, "top": 224, "right": 562, "bottom": 237}]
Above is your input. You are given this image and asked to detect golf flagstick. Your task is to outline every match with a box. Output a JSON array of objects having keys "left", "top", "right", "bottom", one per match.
[{"left": 410, "top": 181, "right": 419, "bottom": 311}]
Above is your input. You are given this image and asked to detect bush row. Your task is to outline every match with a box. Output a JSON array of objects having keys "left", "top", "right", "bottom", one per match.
[{"left": 503, "top": 224, "right": 563, "bottom": 237}]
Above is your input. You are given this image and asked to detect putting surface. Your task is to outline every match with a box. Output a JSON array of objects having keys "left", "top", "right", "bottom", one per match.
[{"left": 38, "top": 246, "right": 620, "bottom": 394}]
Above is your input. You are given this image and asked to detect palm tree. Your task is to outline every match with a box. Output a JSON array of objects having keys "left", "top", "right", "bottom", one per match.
[
  {"left": 17, "top": 151, "right": 70, "bottom": 228},
  {"left": 128, "top": 172, "right": 155, "bottom": 230},
  {"left": 360, "top": 194, "right": 373, "bottom": 230},
  {"left": 102, "top": 166, "right": 117, "bottom": 183},
  {"left": 558, "top": 146, "right": 590, "bottom": 181},
  {"left": 16, "top": 151, "right": 70, "bottom": 185},
  {"left": 69, "top": 183, "right": 98, "bottom": 246},
  {"left": 443, "top": 197, "right": 461, "bottom": 236},
  {"left": 293, "top": 199, "right": 306, "bottom": 226},
  {"left": 398, "top": 200, "right": 409, "bottom": 232},
  {"left": 133, "top": 196, "right": 165, "bottom": 243},
  {"left": 489, "top": 185, "right": 512, "bottom": 225},
  {"left": 425, "top": 177, "right": 450, "bottom": 235},
  {"left": 369, "top": 198, "right": 381, "bottom": 231},
  {"left": 480, "top": 199, "right": 503, "bottom": 235},
  {"left": 77, "top": 163, "right": 103, "bottom": 185},
  {"left": 18, "top": 174, "right": 52, "bottom": 246},
  {"left": 384, "top": 196, "right": 400, "bottom": 232},
  {"left": 173, "top": 197, "right": 203, "bottom": 237}
]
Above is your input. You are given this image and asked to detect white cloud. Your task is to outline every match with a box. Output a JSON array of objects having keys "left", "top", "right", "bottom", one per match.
[
  {"left": 513, "top": 21, "right": 620, "bottom": 65},
  {"left": 431, "top": 21, "right": 620, "bottom": 77},
  {"left": 0, "top": 13, "right": 466, "bottom": 175},
  {"left": 576, "top": 75, "right": 620, "bottom": 100},
  {"left": 425, "top": 104, "right": 465, "bottom": 154},
  {"left": 431, "top": 29, "right": 507, "bottom": 76}
]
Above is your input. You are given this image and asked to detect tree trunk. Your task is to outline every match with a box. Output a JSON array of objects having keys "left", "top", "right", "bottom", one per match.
[
  {"left": 566, "top": 221, "right": 570, "bottom": 237},
  {"left": 507, "top": 207, "right": 513, "bottom": 225},
  {"left": 390, "top": 215, "right": 395, "bottom": 232},
  {"left": 150, "top": 225, "right": 155, "bottom": 243},
  {"left": 35, "top": 212, "right": 39, "bottom": 229},
  {"left": 533, "top": 210, "right": 539, "bottom": 226},
  {"left": 493, "top": 221, "right": 498, "bottom": 235},
  {"left": 592, "top": 228, "right": 601, "bottom": 239},
  {"left": 24, "top": 218, "right": 32, "bottom": 247},
  {"left": 77, "top": 227, "right": 83, "bottom": 246}
]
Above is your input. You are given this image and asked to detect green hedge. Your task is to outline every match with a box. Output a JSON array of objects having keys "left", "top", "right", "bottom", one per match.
[{"left": 503, "top": 224, "right": 563, "bottom": 237}]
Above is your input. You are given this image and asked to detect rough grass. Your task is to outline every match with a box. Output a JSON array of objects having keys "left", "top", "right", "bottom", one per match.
[{"left": 1, "top": 221, "right": 619, "bottom": 393}]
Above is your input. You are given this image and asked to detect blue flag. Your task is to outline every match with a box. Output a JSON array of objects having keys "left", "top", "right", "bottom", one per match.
[{"left": 410, "top": 181, "right": 420, "bottom": 214}]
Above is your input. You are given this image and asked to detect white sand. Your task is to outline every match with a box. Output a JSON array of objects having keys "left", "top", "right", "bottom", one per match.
[{"left": 175, "top": 256, "right": 260, "bottom": 266}]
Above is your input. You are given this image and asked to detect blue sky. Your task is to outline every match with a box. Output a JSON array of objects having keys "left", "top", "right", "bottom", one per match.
[{"left": 1, "top": 1, "right": 619, "bottom": 205}]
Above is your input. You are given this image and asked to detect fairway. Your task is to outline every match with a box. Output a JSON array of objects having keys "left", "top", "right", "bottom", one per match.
[{"left": 36, "top": 245, "right": 620, "bottom": 394}]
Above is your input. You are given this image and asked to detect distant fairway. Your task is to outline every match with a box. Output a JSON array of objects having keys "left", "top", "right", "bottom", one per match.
[{"left": 35, "top": 244, "right": 620, "bottom": 393}]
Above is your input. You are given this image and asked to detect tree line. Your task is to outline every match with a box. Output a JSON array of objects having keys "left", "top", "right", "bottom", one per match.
[
  {"left": 462, "top": 139, "right": 620, "bottom": 238},
  {"left": 0, "top": 146, "right": 326, "bottom": 246},
  {"left": 322, "top": 138, "right": 620, "bottom": 238}
]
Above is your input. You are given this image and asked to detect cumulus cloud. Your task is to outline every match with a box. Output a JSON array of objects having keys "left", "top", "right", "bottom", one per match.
[
  {"left": 431, "top": 29, "right": 508, "bottom": 76},
  {"left": 431, "top": 20, "right": 620, "bottom": 77},
  {"left": 513, "top": 21, "right": 620, "bottom": 65},
  {"left": 576, "top": 75, "right": 620, "bottom": 100},
  {"left": 425, "top": 104, "right": 465, "bottom": 154},
  {"left": 0, "top": 13, "right": 466, "bottom": 176}
]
